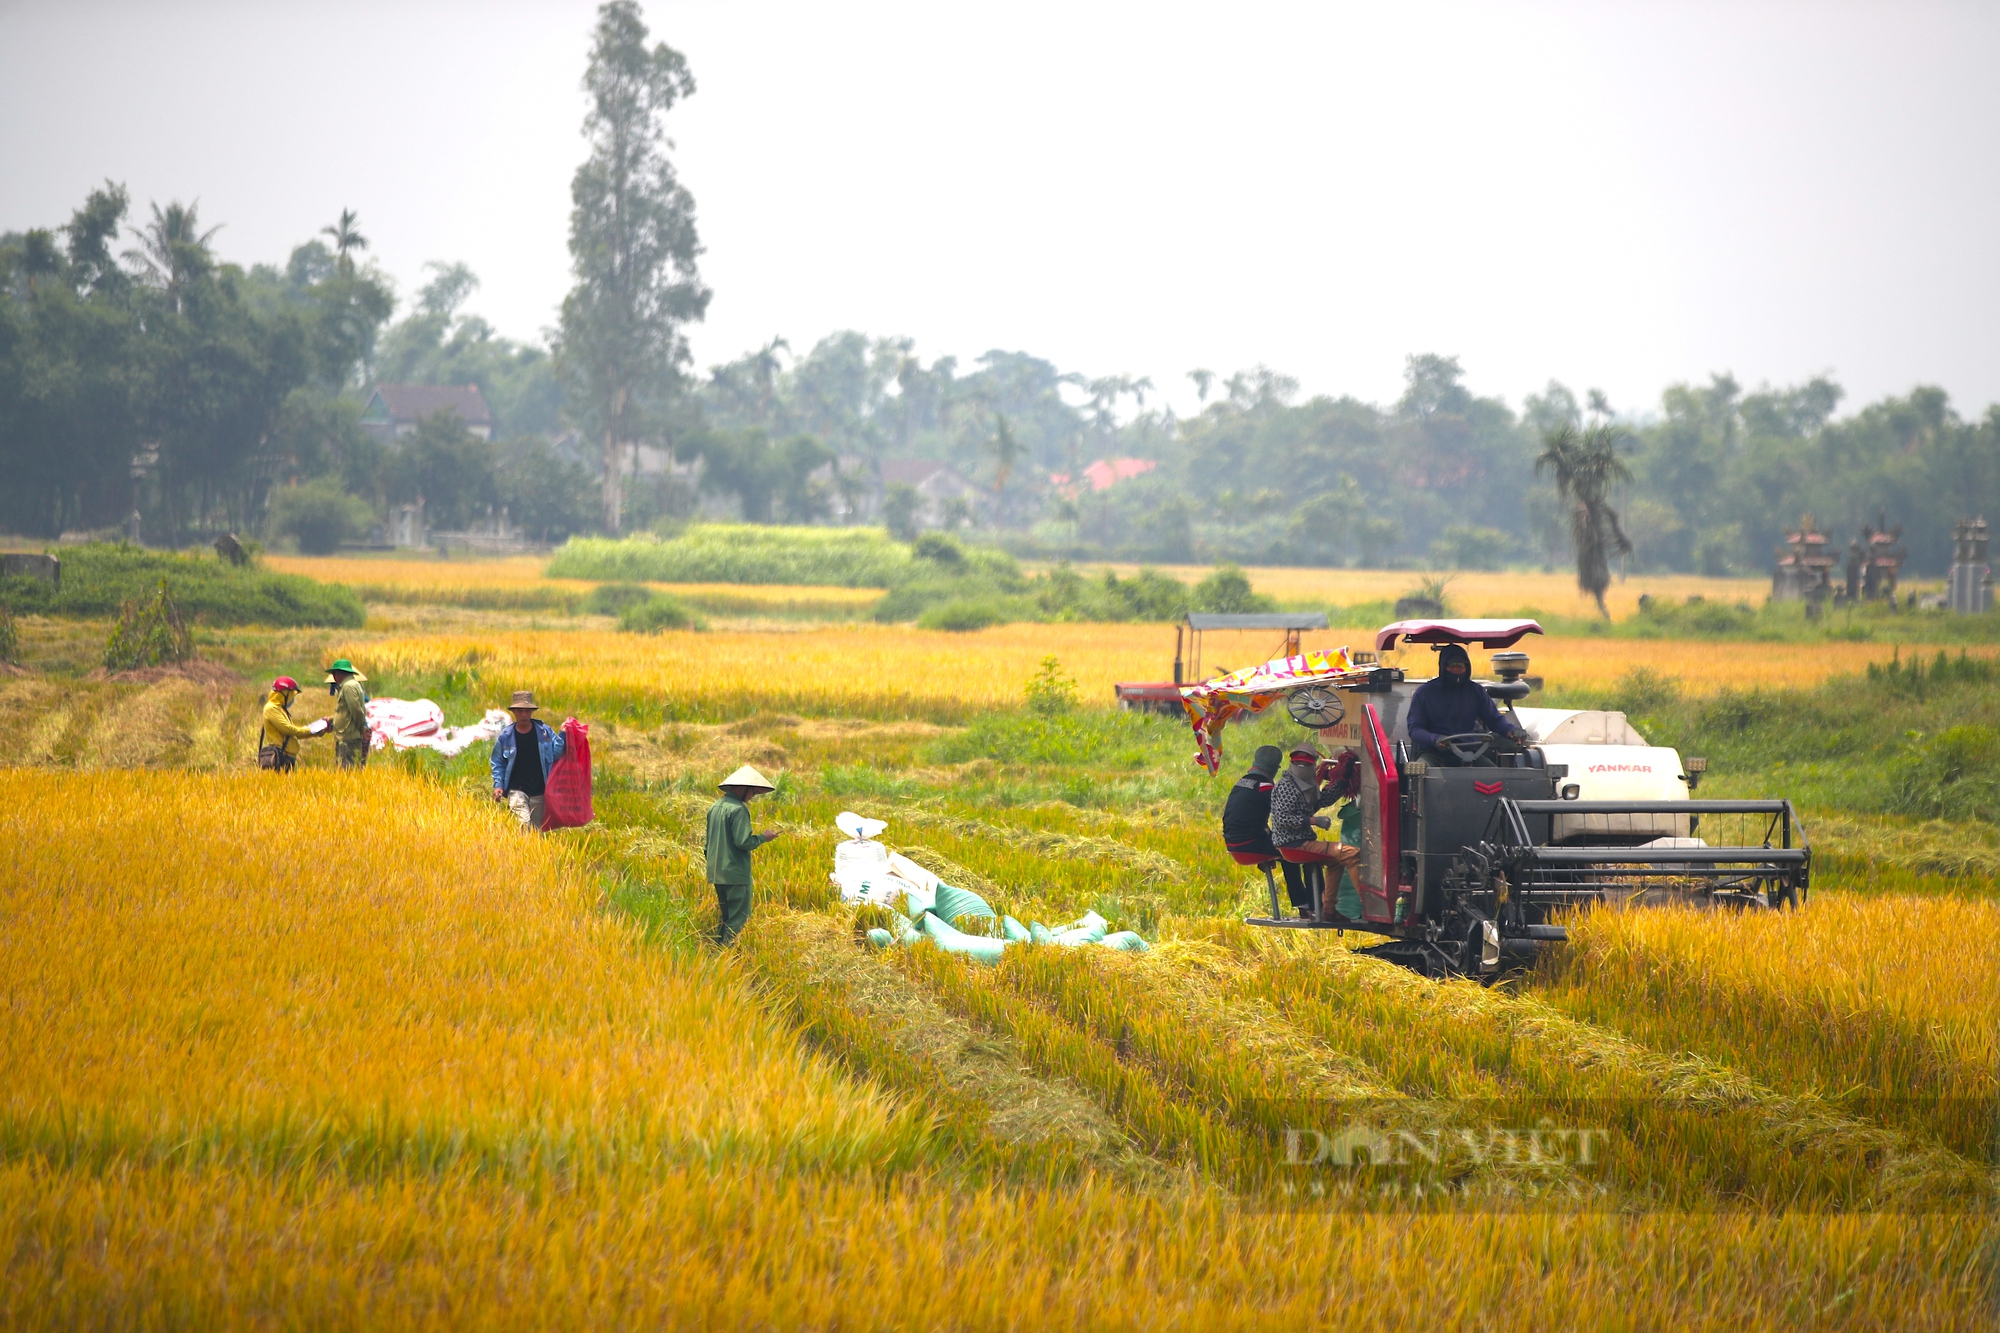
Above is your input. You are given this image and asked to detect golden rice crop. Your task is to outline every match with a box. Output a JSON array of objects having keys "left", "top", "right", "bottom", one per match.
[
  {"left": 0, "top": 767, "right": 921, "bottom": 1176},
  {"left": 266, "top": 553, "right": 567, "bottom": 591},
  {"left": 4, "top": 1160, "right": 1983, "bottom": 1331},
  {"left": 265, "top": 553, "right": 883, "bottom": 615},
  {"left": 344, "top": 624, "right": 1923, "bottom": 723},
  {"left": 1061, "top": 563, "right": 1788, "bottom": 620},
  {"left": 1540, "top": 896, "right": 2000, "bottom": 1157},
  {"left": 590, "top": 786, "right": 1988, "bottom": 1211},
  {"left": 274, "top": 552, "right": 1911, "bottom": 625},
  {"left": 1, "top": 770, "right": 1989, "bottom": 1326}
]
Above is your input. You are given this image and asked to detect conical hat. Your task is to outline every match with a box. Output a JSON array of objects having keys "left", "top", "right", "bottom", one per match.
[{"left": 719, "top": 765, "right": 775, "bottom": 792}]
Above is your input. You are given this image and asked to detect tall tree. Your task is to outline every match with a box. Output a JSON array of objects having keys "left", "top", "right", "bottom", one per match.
[
  {"left": 557, "top": 0, "right": 709, "bottom": 531},
  {"left": 1536, "top": 423, "right": 1633, "bottom": 617},
  {"left": 320, "top": 209, "right": 368, "bottom": 277},
  {"left": 123, "top": 200, "right": 220, "bottom": 311},
  {"left": 987, "top": 412, "right": 1022, "bottom": 523}
]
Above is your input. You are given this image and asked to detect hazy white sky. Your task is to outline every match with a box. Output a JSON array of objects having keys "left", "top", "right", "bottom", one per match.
[{"left": 3, "top": 0, "right": 1996, "bottom": 421}]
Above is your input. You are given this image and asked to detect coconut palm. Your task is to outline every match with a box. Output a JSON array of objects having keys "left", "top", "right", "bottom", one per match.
[
  {"left": 1535, "top": 423, "right": 1633, "bottom": 618},
  {"left": 123, "top": 200, "right": 221, "bottom": 305},
  {"left": 321, "top": 208, "right": 369, "bottom": 277}
]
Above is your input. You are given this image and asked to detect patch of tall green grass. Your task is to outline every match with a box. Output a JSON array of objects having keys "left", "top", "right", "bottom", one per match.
[
  {"left": 0, "top": 544, "right": 363, "bottom": 628},
  {"left": 550, "top": 525, "right": 915, "bottom": 587}
]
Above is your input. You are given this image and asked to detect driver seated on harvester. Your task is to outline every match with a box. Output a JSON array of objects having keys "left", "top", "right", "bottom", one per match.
[{"left": 1406, "top": 642, "right": 1528, "bottom": 767}]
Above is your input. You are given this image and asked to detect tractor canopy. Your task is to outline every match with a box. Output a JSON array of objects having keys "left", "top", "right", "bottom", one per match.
[
  {"left": 1375, "top": 618, "right": 1544, "bottom": 653},
  {"left": 1179, "top": 647, "right": 1375, "bottom": 772}
]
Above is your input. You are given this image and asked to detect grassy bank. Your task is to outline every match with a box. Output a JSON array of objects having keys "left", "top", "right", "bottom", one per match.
[{"left": 0, "top": 543, "right": 363, "bottom": 627}]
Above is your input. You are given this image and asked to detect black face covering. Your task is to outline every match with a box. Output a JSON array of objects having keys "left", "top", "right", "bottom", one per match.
[{"left": 1436, "top": 644, "right": 1472, "bottom": 680}]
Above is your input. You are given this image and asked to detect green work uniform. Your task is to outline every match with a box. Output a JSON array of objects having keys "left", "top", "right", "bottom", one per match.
[
  {"left": 704, "top": 793, "right": 773, "bottom": 945},
  {"left": 332, "top": 677, "right": 370, "bottom": 768}
]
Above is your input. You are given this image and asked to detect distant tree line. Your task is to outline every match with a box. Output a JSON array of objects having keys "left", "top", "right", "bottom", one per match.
[
  {"left": 0, "top": 187, "right": 597, "bottom": 548},
  {"left": 3, "top": 0, "right": 1995, "bottom": 573},
  {"left": 697, "top": 341, "right": 2000, "bottom": 577}
]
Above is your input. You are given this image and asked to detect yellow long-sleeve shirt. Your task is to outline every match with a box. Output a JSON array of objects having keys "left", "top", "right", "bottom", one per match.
[{"left": 260, "top": 692, "right": 315, "bottom": 757}]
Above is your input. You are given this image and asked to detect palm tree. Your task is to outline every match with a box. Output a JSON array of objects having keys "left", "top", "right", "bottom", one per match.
[
  {"left": 748, "top": 336, "right": 789, "bottom": 423},
  {"left": 987, "top": 412, "right": 1022, "bottom": 525},
  {"left": 124, "top": 200, "right": 221, "bottom": 306},
  {"left": 321, "top": 208, "right": 368, "bottom": 277},
  {"left": 1535, "top": 423, "right": 1633, "bottom": 618}
]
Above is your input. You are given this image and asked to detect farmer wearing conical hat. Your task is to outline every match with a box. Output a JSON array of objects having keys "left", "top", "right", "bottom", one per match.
[
  {"left": 703, "top": 765, "right": 781, "bottom": 945},
  {"left": 489, "top": 690, "right": 567, "bottom": 832},
  {"left": 324, "top": 658, "right": 371, "bottom": 769}
]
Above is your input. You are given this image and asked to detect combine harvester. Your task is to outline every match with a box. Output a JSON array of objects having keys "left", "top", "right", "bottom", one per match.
[{"left": 1181, "top": 619, "right": 1810, "bottom": 978}]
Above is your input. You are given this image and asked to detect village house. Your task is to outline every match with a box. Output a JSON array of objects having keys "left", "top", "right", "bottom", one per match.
[
  {"left": 877, "top": 458, "right": 981, "bottom": 526},
  {"left": 359, "top": 384, "right": 495, "bottom": 442}
]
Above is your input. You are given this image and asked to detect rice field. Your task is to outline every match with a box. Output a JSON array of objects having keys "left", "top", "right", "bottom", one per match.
[
  {"left": 266, "top": 551, "right": 1793, "bottom": 623},
  {"left": 1038, "top": 562, "right": 1791, "bottom": 619},
  {"left": 345, "top": 621, "right": 1973, "bottom": 722},
  {"left": 4, "top": 592, "right": 1996, "bottom": 1327},
  {"left": 263, "top": 553, "right": 885, "bottom": 617},
  {"left": 2, "top": 768, "right": 1991, "bottom": 1327},
  {"left": 266, "top": 549, "right": 1829, "bottom": 631}
]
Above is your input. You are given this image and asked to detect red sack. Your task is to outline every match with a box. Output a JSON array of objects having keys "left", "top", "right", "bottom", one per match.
[{"left": 541, "top": 717, "right": 593, "bottom": 830}]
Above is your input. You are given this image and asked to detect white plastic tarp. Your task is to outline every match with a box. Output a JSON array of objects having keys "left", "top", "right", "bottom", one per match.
[{"left": 365, "top": 698, "right": 511, "bottom": 758}]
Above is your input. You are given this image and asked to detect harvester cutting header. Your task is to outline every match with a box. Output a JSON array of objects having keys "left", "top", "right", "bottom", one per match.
[{"left": 1181, "top": 619, "right": 1810, "bottom": 977}]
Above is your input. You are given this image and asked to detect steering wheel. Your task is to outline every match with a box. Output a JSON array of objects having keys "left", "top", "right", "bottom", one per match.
[{"left": 1437, "top": 732, "right": 1495, "bottom": 764}]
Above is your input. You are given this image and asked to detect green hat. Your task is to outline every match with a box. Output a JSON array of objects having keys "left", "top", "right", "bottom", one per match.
[{"left": 324, "top": 658, "right": 368, "bottom": 683}]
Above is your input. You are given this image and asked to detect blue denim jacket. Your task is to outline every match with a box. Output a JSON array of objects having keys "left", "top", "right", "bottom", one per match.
[{"left": 490, "top": 719, "right": 566, "bottom": 791}]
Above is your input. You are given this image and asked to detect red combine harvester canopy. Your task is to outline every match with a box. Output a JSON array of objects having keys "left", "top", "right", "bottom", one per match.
[{"left": 1375, "top": 618, "right": 1544, "bottom": 652}]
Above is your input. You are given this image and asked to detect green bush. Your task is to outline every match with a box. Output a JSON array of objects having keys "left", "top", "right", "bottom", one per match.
[
  {"left": 618, "top": 594, "right": 705, "bottom": 634},
  {"left": 1629, "top": 594, "right": 1761, "bottom": 638},
  {"left": 1024, "top": 656, "right": 1079, "bottom": 715},
  {"left": 870, "top": 541, "right": 1028, "bottom": 623},
  {"left": 0, "top": 604, "right": 16, "bottom": 662},
  {"left": 918, "top": 599, "right": 1007, "bottom": 632},
  {"left": 0, "top": 544, "right": 363, "bottom": 628},
  {"left": 1427, "top": 524, "right": 1512, "bottom": 571},
  {"left": 1866, "top": 648, "right": 2000, "bottom": 699},
  {"left": 268, "top": 479, "right": 374, "bottom": 555},
  {"left": 585, "top": 582, "right": 657, "bottom": 615},
  {"left": 1886, "top": 725, "right": 2000, "bottom": 822},
  {"left": 1609, "top": 666, "right": 1684, "bottom": 715},
  {"left": 1191, "top": 563, "right": 1277, "bottom": 614},
  {"left": 103, "top": 579, "right": 194, "bottom": 670},
  {"left": 911, "top": 532, "right": 966, "bottom": 567},
  {"left": 1032, "top": 563, "right": 1189, "bottom": 622},
  {"left": 549, "top": 525, "right": 914, "bottom": 587}
]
